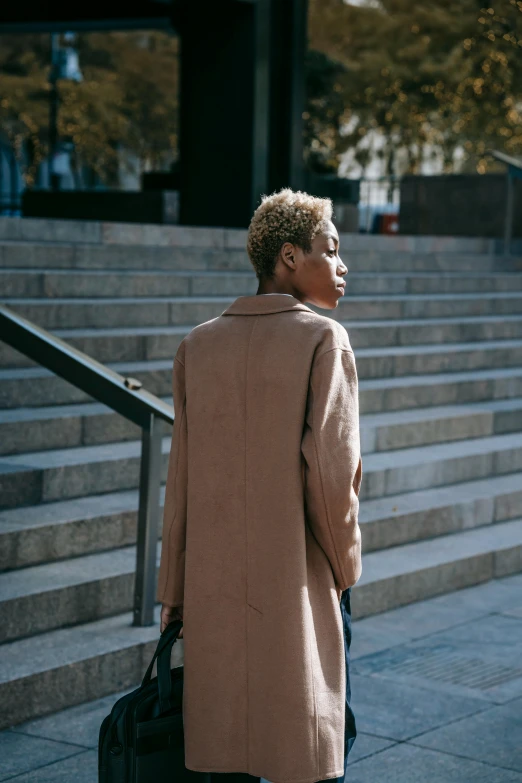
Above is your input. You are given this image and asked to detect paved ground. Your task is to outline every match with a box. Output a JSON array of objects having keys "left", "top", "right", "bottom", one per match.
[{"left": 2, "top": 574, "right": 522, "bottom": 782}]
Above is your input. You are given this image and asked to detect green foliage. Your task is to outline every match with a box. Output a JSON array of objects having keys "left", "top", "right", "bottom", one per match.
[
  {"left": 0, "top": 31, "right": 179, "bottom": 186},
  {"left": 307, "top": 0, "right": 522, "bottom": 173}
]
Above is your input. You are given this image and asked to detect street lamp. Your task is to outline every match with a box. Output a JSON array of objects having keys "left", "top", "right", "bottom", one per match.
[{"left": 48, "top": 32, "right": 83, "bottom": 191}]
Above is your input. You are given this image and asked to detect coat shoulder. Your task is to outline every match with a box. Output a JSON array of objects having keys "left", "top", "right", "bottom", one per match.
[
  {"left": 177, "top": 317, "right": 221, "bottom": 354},
  {"left": 299, "top": 310, "right": 353, "bottom": 356},
  {"left": 186, "top": 316, "right": 221, "bottom": 339}
]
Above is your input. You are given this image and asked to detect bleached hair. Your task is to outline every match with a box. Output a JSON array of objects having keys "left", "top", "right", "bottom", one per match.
[{"left": 246, "top": 188, "right": 333, "bottom": 280}]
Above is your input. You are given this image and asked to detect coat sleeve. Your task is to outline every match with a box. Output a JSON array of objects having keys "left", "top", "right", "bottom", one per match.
[
  {"left": 156, "top": 347, "right": 188, "bottom": 609},
  {"left": 300, "top": 345, "right": 363, "bottom": 593}
]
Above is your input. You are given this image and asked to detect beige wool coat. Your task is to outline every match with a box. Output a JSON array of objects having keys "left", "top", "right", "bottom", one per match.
[{"left": 157, "top": 293, "right": 363, "bottom": 783}]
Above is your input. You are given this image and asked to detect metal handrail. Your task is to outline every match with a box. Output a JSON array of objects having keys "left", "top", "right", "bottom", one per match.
[
  {"left": 0, "top": 304, "right": 174, "bottom": 627},
  {"left": 487, "top": 150, "right": 522, "bottom": 171},
  {"left": 486, "top": 149, "right": 522, "bottom": 256}
]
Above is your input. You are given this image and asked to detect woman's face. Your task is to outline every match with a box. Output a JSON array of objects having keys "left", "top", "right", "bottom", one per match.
[{"left": 285, "top": 220, "right": 348, "bottom": 310}]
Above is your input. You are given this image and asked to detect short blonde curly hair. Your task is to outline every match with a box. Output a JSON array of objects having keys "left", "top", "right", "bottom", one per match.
[{"left": 247, "top": 188, "right": 333, "bottom": 280}]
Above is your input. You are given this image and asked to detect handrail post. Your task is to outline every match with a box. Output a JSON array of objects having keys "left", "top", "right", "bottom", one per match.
[
  {"left": 133, "top": 412, "right": 163, "bottom": 626},
  {"left": 504, "top": 168, "right": 515, "bottom": 257}
]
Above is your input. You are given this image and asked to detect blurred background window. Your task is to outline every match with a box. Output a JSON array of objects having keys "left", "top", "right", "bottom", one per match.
[{"left": 0, "top": 29, "right": 179, "bottom": 202}]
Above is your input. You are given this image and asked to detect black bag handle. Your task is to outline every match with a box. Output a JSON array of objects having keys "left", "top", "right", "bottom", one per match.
[
  {"left": 141, "top": 619, "right": 183, "bottom": 691},
  {"left": 157, "top": 634, "right": 179, "bottom": 714},
  {"left": 156, "top": 619, "right": 184, "bottom": 714}
]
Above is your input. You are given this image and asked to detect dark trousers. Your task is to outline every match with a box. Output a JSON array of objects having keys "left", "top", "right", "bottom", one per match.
[
  {"left": 325, "top": 586, "right": 357, "bottom": 783},
  {"left": 210, "top": 588, "right": 356, "bottom": 783}
]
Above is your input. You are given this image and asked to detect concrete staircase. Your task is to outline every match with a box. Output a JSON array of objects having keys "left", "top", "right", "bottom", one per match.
[{"left": 1, "top": 216, "right": 522, "bottom": 730}]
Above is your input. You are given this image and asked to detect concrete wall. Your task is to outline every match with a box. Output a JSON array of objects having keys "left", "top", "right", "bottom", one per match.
[
  {"left": 400, "top": 174, "right": 522, "bottom": 238},
  {"left": 21, "top": 190, "right": 179, "bottom": 225}
]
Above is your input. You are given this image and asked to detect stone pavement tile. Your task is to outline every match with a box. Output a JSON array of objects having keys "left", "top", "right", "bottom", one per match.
[
  {"left": 346, "top": 741, "right": 522, "bottom": 783},
  {"left": 409, "top": 696, "right": 522, "bottom": 772},
  {"left": 499, "top": 574, "right": 522, "bottom": 587},
  {"left": 351, "top": 578, "right": 522, "bottom": 659},
  {"left": 503, "top": 606, "right": 522, "bottom": 618},
  {"left": 349, "top": 673, "right": 484, "bottom": 741},
  {"left": 0, "top": 730, "right": 85, "bottom": 782},
  {"left": 496, "top": 574, "right": 522, "bottom": 618},
  {"left": 11, "top": 686, "right": 135, "bottom": 748},
  {"left": 350, "top": 621, "right": 406, "bottom": 659},
  {"left": 431, "top": 613, "right": 522, "bottom": 671},
  {"left": 3, "top": 749, "right": 97, "bottom": 783},
  {"left": 353, "top": 610, "right": 522, "bottom": 699},
  {"left": 347, "top": 731, "right": 396, "bottom": 765}
]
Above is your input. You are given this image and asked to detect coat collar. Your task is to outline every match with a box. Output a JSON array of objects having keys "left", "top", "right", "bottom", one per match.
[{"left": 222, "top": 294, "right": 314, "bottom": 316}]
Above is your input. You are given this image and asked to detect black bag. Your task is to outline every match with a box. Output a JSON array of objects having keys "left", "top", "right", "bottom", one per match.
[{"left": 98, "top": 619, "right": 207, "bottom": 783}]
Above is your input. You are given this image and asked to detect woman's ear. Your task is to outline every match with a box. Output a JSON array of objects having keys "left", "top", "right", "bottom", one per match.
[{"left": 281, "top": 241, "right": 297, "bottom": 269}]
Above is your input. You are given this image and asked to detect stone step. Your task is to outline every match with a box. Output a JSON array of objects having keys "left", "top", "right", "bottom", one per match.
[
  {"left": 3, "top": 268, "right": 522, "bottom": 298},
  {"left": 2, "top": 315, "right": 522, "bottom": 370},
  {"left": 1, "top": 469, "right": 521, "bottom": 572},
  {"left": 0, "top": 606, "right": 166, "bottom": 729},
  {"left": 1, "top": 239, "right": 522, "bottom": 274},
  {"left": 0, "top": 241, "right": 252, "bottom": 272},
  {"left": 0, "top": 216, "right": 242, "bottom": 247},
  {"left": 354, "top": 517, "right": 522, "bottom": 618},
  {"left": 0, "top": 268, "right": 256, "bottom": 298},
  {"left": 0, "top": 487, "right": 154, "bottom": 571},
  {"left": 0, "top": 324, "right": 186, "bottom": 368},
  {"left": 0, "top": 215, "right": 497, "bottom": 251},
  {"left": 4, "top": 292, "right": 522, "bottom": 330},
  {"left": 2, "top": 392, "right": 522, "bottom": 459},
  {"left": 2, "top": 312, "right": 520, "bottom": 369},
  {"left": 3, "top": 516, "right": 522, "bottom": 645},
  {"left": 0, "top": 398, "right": 170, "bottom": 456},
  {"left": 4, "top": 310, "right": 522, "bottom": 358},
  {"left": 1, "top": 518, "right": 521, "bottom": 727},
  {"left": 361, "top": 431, "right": 522, "bottom": 501},
  {"left": 5, "top": 309, "right": 522, "bottom": 365},
  {"left": 1, "top": 428, "right": 521, "bottom": 510},
  {"left": 346, "top": 314, "right": 522, "bottom": 349},
  {"left": 2, "top": 358, "right": 522, "bottom": 411},
  {"left": 361, "top": 365, "right": 522, "bottom": 413},
  {"left": 359, "top": 471, "right": 522, "bottom": 552},
  {"left": 0, "top": 543, "right": 158, "bottom": 643},
  {"left": 0, "top": 437, "right": 170, "bottom": 510},
  {"left": 360, "top": 396, "right": 522, "bottom": 453},
  {"left": 358, "top": 337, "right": 522, "bottom": 378}
]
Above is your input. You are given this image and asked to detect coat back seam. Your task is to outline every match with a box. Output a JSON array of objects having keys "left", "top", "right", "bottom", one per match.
[{"left": 244, "top": 315, "right": 258, "bottom": 771}]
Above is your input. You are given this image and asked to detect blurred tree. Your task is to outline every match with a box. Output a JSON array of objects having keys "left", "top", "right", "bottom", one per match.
[
  {"left": 307, "top": 0, "right": 522, "bottom": 174},
  {"left": 0, "top": 31, "right": 179, "bottom": 186},
  {"left": 303, "top": 49, "right": 349, "bottom": 173}
]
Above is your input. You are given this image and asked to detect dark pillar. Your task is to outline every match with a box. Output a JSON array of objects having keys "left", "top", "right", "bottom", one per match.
[
  {"left": 267, "top": 0, "right": 308, "bottom": 195},
  {"left": 176, "top": 0, "right": 270, "bottom": 228},
  {"left": 176, "top": 0, "right": 308, "bottom": 228}
]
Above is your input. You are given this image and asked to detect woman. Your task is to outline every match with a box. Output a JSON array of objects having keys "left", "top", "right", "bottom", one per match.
[{"left": 157, "top": 188, "right": 363, "bottom": 783}]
